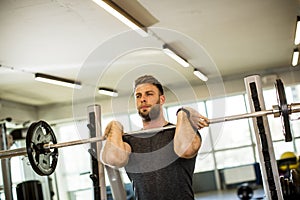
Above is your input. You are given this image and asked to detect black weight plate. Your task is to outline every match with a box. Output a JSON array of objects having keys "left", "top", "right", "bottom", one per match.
[
  {"left": 275, "top": 79, "right": 292, "bottom": 142},
  {"left": 26, "top": 121, "right": 58, "bottom": 176}
]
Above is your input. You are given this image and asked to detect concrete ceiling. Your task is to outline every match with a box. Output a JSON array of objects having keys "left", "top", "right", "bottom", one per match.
[{"left": 0, "top": 0, "right": 299, "bottom": 106}]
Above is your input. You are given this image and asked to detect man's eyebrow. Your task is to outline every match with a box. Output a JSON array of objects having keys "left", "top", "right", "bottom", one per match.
[
  {"left": 145, "top": 90, "right": 155, "bottom": 93},
  {"left": 135, "top": 89, "right": 155, "bottom": 94}
]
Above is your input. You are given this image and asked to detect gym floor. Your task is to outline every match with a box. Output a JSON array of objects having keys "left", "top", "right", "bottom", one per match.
[{"left": 194, "top": 187, "right": 265, "bottom": 200}]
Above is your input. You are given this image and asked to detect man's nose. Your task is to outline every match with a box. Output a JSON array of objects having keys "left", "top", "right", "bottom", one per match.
[{"left": 140, "top": 95, "right": 146, "bottom": 103}]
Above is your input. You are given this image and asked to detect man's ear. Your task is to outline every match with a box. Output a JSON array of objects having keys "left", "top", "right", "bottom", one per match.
[{"left": 160, "top": 95, "right": 166, "bottom": 104}]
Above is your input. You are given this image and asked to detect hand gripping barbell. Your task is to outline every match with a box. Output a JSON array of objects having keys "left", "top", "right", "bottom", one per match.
[{"left": 0, "top": 79, "right": 300, "bottom": 176}]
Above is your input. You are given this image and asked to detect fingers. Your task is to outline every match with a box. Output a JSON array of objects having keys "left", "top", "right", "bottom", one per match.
[
  {"left": 104, "top": 120, "right": 124, "bottom": 138},
  {"left": 191, "top": 114, "right": 209, "bottom": 129},
  {"left": 197, "top": 115, "right": 209, "bottom": 129},
  {"left": 182, "top": 107, "right": 209, "bottom": 130}
]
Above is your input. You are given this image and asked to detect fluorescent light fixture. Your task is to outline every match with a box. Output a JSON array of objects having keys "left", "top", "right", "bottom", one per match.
[
  {"left": 98, "top": 87, "right": 118, "bottom": 97},
  {"left": 92, "top": 0, "right": 148, "bottom": 37},
  {"left": 162, "top": 44, "right": 190, "bottom": 68},
  {"left": 35, "top": 73, "right": 82, "bottom": 89},
  {"left": 193, "top": 69, "right": 208, "bottom": 82},
  {"left": 295, "top": 16, "right": 300, "bottom": 45},
  {"left": 292, "top": 48, "right": 299, "bottom": 66}
]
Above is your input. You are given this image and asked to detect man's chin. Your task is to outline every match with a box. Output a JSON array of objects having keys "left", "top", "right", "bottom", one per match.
[{"left": 140, "top": 114, "right": 151, "bottom": 122}]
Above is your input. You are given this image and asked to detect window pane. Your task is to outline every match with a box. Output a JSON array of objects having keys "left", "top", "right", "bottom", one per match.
[
  {"left": 272, "top": 141, "right": 295, "bottom": 160},
  {"left": 167, "top": 105, "right": 181, "bottom": 124},
  {"left": 263, "top": 87, "right": 298, "bottom": 140},
  {"left": 55, "top": 123, "right": 91, "bottom": 191},
  {"left": 292, "top": 121, "right": 300, "bottom": 138},
  {"left": 207, "top": 95, "right": 252, "bottom": 150},
  {"left": 102, "top": 114, "right": 131, "bottom": 133},
  {"left": 253, "top": 140, "right": 295, "bottom": 164},
  {"left": 295, "top": 138, "right": 300, "bottom": 154},
  {"left": 215, "top": 147, "right": 255, "bottom": 169},
  {"left": 129, "top": 113, "right": 143, "bottom": 130},
  {"left": 166, "top": 102, "right": 205, "bottom": 124},
  {"left": 289, "top": 85, "right": 300, "bottom": 136},
  {"left": 195, "top": 153, "right": 215, "bottom": 173},
  {"left": 263, "top": 89, "right": 278, "bottom": 109},
  {"left": 290, "top": 85, "right": 300, "bottom": 102},
  {"left": 263, "top": 89, "right": 289, "bottom": 141},
  {"left": 102, "top": 116, "right": 114, "bottom": 133},
  {"left": 199, "top": 127, "right": 212, "bottom": 153}
]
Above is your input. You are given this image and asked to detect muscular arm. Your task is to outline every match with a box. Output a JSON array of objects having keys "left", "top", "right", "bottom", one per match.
[
  {"left": 174, "top": 108, "right": 209, "bottom": 158},
  {"left": 101, "top": 121, "right": 131, "bottom": 168}
]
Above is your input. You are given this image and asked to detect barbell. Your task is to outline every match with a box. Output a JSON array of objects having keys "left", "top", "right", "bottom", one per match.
[{"left": 0, "top": 79, "right": 300, "bottom": 176}]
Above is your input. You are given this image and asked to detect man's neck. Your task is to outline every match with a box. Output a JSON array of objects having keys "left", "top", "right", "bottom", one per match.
[{"left": 142, "top": 115, "right": 168, "bottom": 130}]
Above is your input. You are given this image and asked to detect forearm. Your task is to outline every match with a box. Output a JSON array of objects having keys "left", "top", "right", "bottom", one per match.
[
  {"left": 101, "top": 137, "right": 131, "bottom": 168},
  {"left": 174, "top": 111, "right": 201, "bottom": 158},
  {"left": 101, "top": 121, "right": 131, "bottom": 168}
]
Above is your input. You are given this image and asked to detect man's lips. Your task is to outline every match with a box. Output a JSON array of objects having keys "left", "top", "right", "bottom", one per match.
[{"left": 140, "top": 105, "right": 150, "bottom": 110}]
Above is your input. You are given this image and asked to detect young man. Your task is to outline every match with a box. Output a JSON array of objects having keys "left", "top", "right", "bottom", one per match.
[{"left": 101, "top": 75, "right": 209, "bottom": 199}]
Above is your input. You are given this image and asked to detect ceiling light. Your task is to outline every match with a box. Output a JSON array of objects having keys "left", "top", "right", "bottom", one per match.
[
  {"left": 193, "top": 69, "right": 208, "bottom": 82},
  {"left": 92, "top": 0, "right": 148, "bottom": 37},
  {"left": 162, "top": 44, "right": 190, "bottom": 68},
  {"left": 295, "top": 16, "right": 300, "bottom": 45},
  {"left": 292, "top": 48, "right": 299, "bottom": 67},
  {"left": 98, "top": 87, "right": 118, "bottom": 97},
  {"left": 35, "top": 73, "right": 82, "bottom": 89}
]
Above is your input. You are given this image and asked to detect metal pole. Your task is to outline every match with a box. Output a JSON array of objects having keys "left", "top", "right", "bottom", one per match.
[
  {"left": 0, "top": 123, "right": 13, "bottom": 200},
  {"left": 244, "top": 75, "right": 283, "bottom": 200},
  {"left": 105, "top": 166, "right": 127, "bottom": 200},
  {"left": 87, "top": 105, "right": 107, "bottom": 200}
]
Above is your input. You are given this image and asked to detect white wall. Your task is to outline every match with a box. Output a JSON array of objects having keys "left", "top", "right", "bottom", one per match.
[{"left": 0, "top": 100, "right": 37, "bottom": 125}]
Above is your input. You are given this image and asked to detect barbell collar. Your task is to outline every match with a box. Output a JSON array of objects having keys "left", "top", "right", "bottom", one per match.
[{"left": 290, "top": 103, "right": 300, "bottom": 114}]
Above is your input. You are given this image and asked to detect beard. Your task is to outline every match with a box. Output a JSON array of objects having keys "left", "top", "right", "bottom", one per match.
[{"left": 138, "top": 99, "right": 161, "bottom": 122}]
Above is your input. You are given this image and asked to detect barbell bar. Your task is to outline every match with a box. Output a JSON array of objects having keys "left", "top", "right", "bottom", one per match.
[
  {"left": 44, "top": 103, "right": 299, "bottom": 149},
  {"left": 1, "top": 103, "right": 300, "bottom": 161},
  {"left": 39, "top": 102, "right": 300, "bottom": 150},
  {"left": 38, "top": 103, "right": 300, "bottom": 150}
]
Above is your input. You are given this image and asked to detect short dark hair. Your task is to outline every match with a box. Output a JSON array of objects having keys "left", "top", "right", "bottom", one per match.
[{"left": 134, "top": 75, "right": 164, "bottom": 95}]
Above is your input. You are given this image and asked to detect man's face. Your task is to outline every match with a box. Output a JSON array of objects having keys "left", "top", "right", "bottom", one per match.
[{"left": 135, "top": 83, "right": 165, "bottom": 121}]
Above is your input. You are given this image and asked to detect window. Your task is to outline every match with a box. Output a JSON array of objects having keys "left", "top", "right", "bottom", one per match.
[
  {"left": 129, "top": 113, "right": 143, "bottom": 130},
  {"left": 206, "top": 95, "right": 252, "bottom": 150},
  {"left": 295, "top": 139, "right": 300, "bottom": 154},
  {"left": 102, "top": 113, "right": 131, "bottom": 133},
  {"left": 272, "top": 141, "right": 295, "bottom": 160},
  {"left": 215, "top": 147, "right": 255, "bottom": 169},
  {"left": 195, "top": 152, "right": 215, "bottom": 172},
  {"left": 55, "top": 123, "right": 91, "bottom": 192}
]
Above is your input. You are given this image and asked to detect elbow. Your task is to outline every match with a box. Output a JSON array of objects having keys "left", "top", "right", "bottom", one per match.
[
  {"left": 101, "top": 142, "right": 131, "bottom": 168},
  {"left": 101, "top": 150, "right": 130, "bottom": 168},
  {"left": 174, "top": 138, "right": 201, "bottom": 159},
  {"left": 179, "top": 147, "right": 200, "bottom": 159},
  {"left": 174, "top": 146, "right": 200, "bottom": 159}
]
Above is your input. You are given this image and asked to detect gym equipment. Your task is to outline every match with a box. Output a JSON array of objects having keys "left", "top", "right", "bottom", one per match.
[
  {"left": 245, "top": 76, "right": 283, "bottom": 199},
  {"left": 0, "top": 79, "right": 300, "bottom": 177},
  {"left": 16, "top": 180, "right": 44, "bottom": 200},
  {"left": 276, "top": 79, "right": 292, "bottom": 142},
  {"left": 26, "top": 121, "right": 58, "bottom": 176},
  {"left": 237, "top": 184, "right": 254, "bottom": 200}
]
